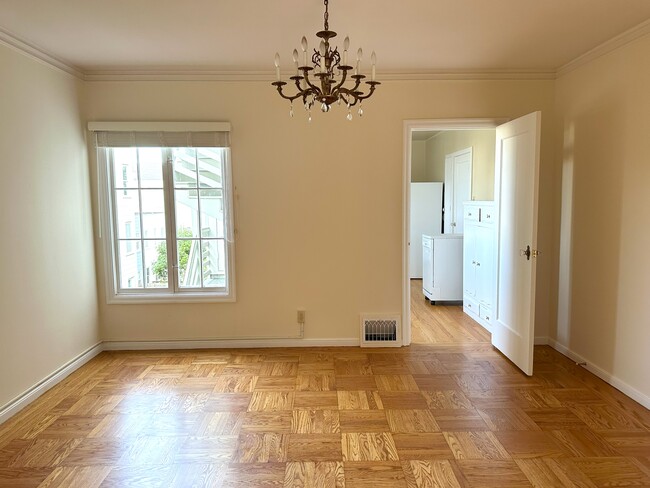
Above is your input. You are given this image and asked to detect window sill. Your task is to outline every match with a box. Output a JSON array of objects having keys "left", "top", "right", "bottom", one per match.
[{"left": 106, "top": 291, "right": 236, "bottom": 304}]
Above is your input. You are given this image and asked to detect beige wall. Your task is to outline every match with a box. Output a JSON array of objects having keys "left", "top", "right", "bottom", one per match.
[
  {"left": 0, "top": 44, "right": 99, "bottom": 408},
  {"left": 425, "top": 130, "right": 496, "bottom": 200},
  {"left": 84, "top": 78, "right": 556, "bottom": 343},
  {"left": 410, "top": 140, "right": 428, "bottom": 182},
  {"left": 554, "top": 35, "right": 650, "bottom": 401}
]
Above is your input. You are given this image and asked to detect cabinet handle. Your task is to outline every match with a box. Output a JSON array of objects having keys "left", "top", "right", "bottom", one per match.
[
  {"left": 486, "top": 214, "right": 491, "bottom": 218},
  {"left": 486, "top": 316, "right": 490, "bottom": 320},
  {"left": 472, "top": 260, "right": 476, "bottom": 265},
  {"left": 476, "top": 262, "right": 481, "bottom": 267}
]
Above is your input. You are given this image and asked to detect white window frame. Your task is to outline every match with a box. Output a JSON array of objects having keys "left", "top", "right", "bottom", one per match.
[{"left": 93, "top": 123, "right": 236, "bottom": 304}]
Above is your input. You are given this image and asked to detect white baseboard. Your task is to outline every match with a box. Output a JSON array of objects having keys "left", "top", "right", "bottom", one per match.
[
  {"left": 103, "top": 338, "right": 360, "bottom": 351},
  {"left": 545, "top": 338, "right": 650, "bottom": 410},
  {"left": 0, "top": 342, "right": 103, "bottom": 425}
]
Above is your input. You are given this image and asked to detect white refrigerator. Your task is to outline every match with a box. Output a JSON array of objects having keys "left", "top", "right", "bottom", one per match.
[{"left": 410, "top": 182, "right": 443, "bottom": 278}]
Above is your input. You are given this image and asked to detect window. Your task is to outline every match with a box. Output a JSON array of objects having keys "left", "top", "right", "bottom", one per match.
[{"left": 93, "top": 124, "right": 235, "bottom": 302}]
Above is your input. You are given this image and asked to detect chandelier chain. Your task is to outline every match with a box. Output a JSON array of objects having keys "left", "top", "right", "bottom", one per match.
[{"left": 324, "top": 0, "right": 329, "bottom": 31}]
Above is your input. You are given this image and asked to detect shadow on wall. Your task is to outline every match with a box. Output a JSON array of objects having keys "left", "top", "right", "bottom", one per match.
[{"left": 560, "top": 98, "right": 624, "bottom": 373}]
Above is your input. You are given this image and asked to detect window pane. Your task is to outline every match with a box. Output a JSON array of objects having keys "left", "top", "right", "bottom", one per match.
[
  {"left": 141, "top": 190, "right": 166, "bottom": 238},
  {"left": 197, "top": 148, "right": 223, "bottom": 188},
  {"left": 113, "top": 148, "right": 138, "bottom": 188},
  {"left": 144, "top": 240, "right": 168, "bottom": 288},
  {"left": 139, "top": 148, "right": 164, "bottom": 188},
  {"left": 175, "top": 190, "right": 199, "bottom": 238},
  {"left": 114, "top": 190, "right": 141, "bottom": 238},
  {"left": 199, "top": 189, "right": 224, "bottom": 238},
  {"left": 177, "top": 239, "right": 201, "bottom": 288},
  {"left": 119, "top": 240, "right": 143, "bottom": 289},
  {"left": 172, "top": 148, "right": 197, "bottom": 188},
  {"left": 202, "top": 239, "right": 226, "bottom": 288}
]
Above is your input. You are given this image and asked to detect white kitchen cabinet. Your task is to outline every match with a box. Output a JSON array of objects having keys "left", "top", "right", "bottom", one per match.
[
  {"left": 463, "top": 201, "right": 494, "bottom": 331},
  {"left": 422, "top": 234, "right": 464, "bottom": 302}
]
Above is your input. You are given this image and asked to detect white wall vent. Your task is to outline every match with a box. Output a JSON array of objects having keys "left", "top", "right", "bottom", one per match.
[{"left": 360, "top": 315, "right": 401, "bottom": 347}]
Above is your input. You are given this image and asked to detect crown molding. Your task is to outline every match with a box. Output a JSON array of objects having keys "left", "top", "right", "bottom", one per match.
[
  {"left": 0, "top": 27, "right": 84, "bottom": 79},
  {"left": 83, "top": 68, "right": 556, "bottom": 82},
  {"left": 3, "top": 18, "right": 649, "bottom": 83},
  {"left": 558, "top": 18, "right": 650, "bottom": 77}
]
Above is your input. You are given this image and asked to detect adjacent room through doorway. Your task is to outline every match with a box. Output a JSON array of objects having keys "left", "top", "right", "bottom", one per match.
[{"left": 406, "top": 126, "right": 497, "bottom": 346}]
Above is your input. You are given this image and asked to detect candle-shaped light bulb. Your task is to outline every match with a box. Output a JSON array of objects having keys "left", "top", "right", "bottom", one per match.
[
  {"left": 274, "top": 53, "right": 281, "bottom": 81},
  {"left": 293, "top": 49, "right": 299, "bottom": 75},
  {"left": 371, "top": 51, "right": 376, "bottom": 81},
  {"left": 343, "top": 36, "right": 350, "bottom": 65},
  {"left": 356, "top": 47, "right": 363, "bottom": 75},
  {"left": 301, "top": 36, "right": 308, "bottom": 65},
  {"left": 319, "top": 41, "right": 326, "bottom": 73}
]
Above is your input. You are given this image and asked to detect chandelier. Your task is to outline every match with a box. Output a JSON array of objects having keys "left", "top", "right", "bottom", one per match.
[{"left": 272, "top": 0, "right": 380, "bottom": 121}]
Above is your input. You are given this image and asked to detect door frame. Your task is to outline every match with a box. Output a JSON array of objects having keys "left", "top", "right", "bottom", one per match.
[{"left": 402, "top": 118, "right": 506, "bottom": 346}]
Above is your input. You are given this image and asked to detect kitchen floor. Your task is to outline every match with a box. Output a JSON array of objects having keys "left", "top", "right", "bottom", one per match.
[{"left": 410, "top": 279, "right": 490, "bottom": 344}]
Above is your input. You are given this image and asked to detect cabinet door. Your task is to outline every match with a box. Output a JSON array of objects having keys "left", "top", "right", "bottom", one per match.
[
  {"left": 475, "top": 225, "right": 494, "bottom": 306},
  {"left": 463, "top": 224, "right": 477, "bottom": 296}
]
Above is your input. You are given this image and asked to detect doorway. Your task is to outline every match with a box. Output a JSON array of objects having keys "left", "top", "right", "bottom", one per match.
[{"left": 402, "top": 119, "right": 502, "bottom": 346}]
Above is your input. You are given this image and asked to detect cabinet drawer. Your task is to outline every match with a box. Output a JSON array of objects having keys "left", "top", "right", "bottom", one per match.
[
  {"left": 464, "top": 296, "right": 479, "bottom": 315},
  {"left": 480, "top": 207, "right": 494, "bottom": 224},
  {"left": 479, "top": 304, "right": 492, "bottom": 323},
  {"left": 464, "top": 206, "right": 479, "bottom": 222}
]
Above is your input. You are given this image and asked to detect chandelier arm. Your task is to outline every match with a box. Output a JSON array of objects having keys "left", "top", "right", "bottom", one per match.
[
  {"left": 301, "top": 70, "right": 324, "bottom": 97},
  {"left": 331, "top": 69, "right": 350, "bottom": 93},
  {"left": 357, "top": 83, "right": 379, "bottom": 101},
  {"left": 337, "top": 89, "right": 360, "bottom": 107},
  {"left": 273, "top": 82, "right": 304, "bottom": 102}
]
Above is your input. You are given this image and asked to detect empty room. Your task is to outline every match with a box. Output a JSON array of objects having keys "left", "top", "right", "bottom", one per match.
[{"left": 1, "top": 1, "right": 649, "bottom": 486}]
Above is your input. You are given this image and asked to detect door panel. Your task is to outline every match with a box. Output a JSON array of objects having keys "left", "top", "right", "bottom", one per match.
[{"left": 492, "top": 112, "right": 541, "bottom": 376}]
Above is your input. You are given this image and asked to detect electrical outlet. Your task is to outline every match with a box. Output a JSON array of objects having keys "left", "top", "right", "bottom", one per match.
[{"left": 297, "top": 310, "right": 305, "bottom": 324}]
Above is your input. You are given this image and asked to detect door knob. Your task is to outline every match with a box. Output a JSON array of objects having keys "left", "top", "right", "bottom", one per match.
[{"left": 520, "top": 245, "right": 531, "bottom": 260}]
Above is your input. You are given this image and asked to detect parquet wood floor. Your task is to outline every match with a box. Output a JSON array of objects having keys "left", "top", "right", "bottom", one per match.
[{"left": 1, "top": 315, "right": 649, "bottom": 485}]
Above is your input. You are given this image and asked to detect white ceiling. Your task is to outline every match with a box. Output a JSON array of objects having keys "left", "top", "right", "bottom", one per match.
[{"left": 1, "top": 0, "right": 650, "bottom": 75}]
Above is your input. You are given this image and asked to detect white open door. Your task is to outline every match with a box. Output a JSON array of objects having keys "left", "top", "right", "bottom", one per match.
[{"left": 492, "top": 112, "right": 541, "bottom": 376}]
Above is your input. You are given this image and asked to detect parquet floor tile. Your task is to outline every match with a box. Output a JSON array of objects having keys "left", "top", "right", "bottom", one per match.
[
  {"left": 338, "top": 390, "right": 384, "bottom": 410},
  {"left": 286, "top": 434, "right": 342, "bottom": 462},
  {"left": 242, "top": 411, "right": 292, "bottom": 434},
  {"left": 342, "top": 432, "right": 399, "bottom": 461},
  {"left": 339, "top": 410, "right": 390, "bottom": 433},
  {"left": 385, "top": 409, "right": 440, "bottom": 433},
  {"left": 344, "top": 461, "right": 407, "bottom": 487},
  {"left": 455, "top": 459, "right": 533, "bottom": 487},
  {"left": 0, "top": 298, "right": 648, "bottom": 487},
  {"left": 284, "top": 461, "right": 345, "bottom": 488},
  {"left": 402, "top": 459, "right": 461, "bottom": 487}
]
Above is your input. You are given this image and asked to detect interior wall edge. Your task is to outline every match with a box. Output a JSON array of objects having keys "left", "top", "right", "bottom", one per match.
[
  {"left": 0, "top": 343, "right": 103, "bottom": 425},
  {"left": 546, "top": 338, "right": 650, "bottom": 410}
]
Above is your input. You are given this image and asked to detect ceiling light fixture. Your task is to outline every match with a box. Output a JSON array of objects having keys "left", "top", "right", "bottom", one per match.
[{"left": 272, "top": 0, "right": 380, "bottom": 121}]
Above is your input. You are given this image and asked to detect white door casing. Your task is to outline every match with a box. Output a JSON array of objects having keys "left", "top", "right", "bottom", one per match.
[
  {"left": 402, "top": 119, "right": 505, "bottom": 347},
  {"left": 492, "top": 112, "right": 542, "bottom": 376}
]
